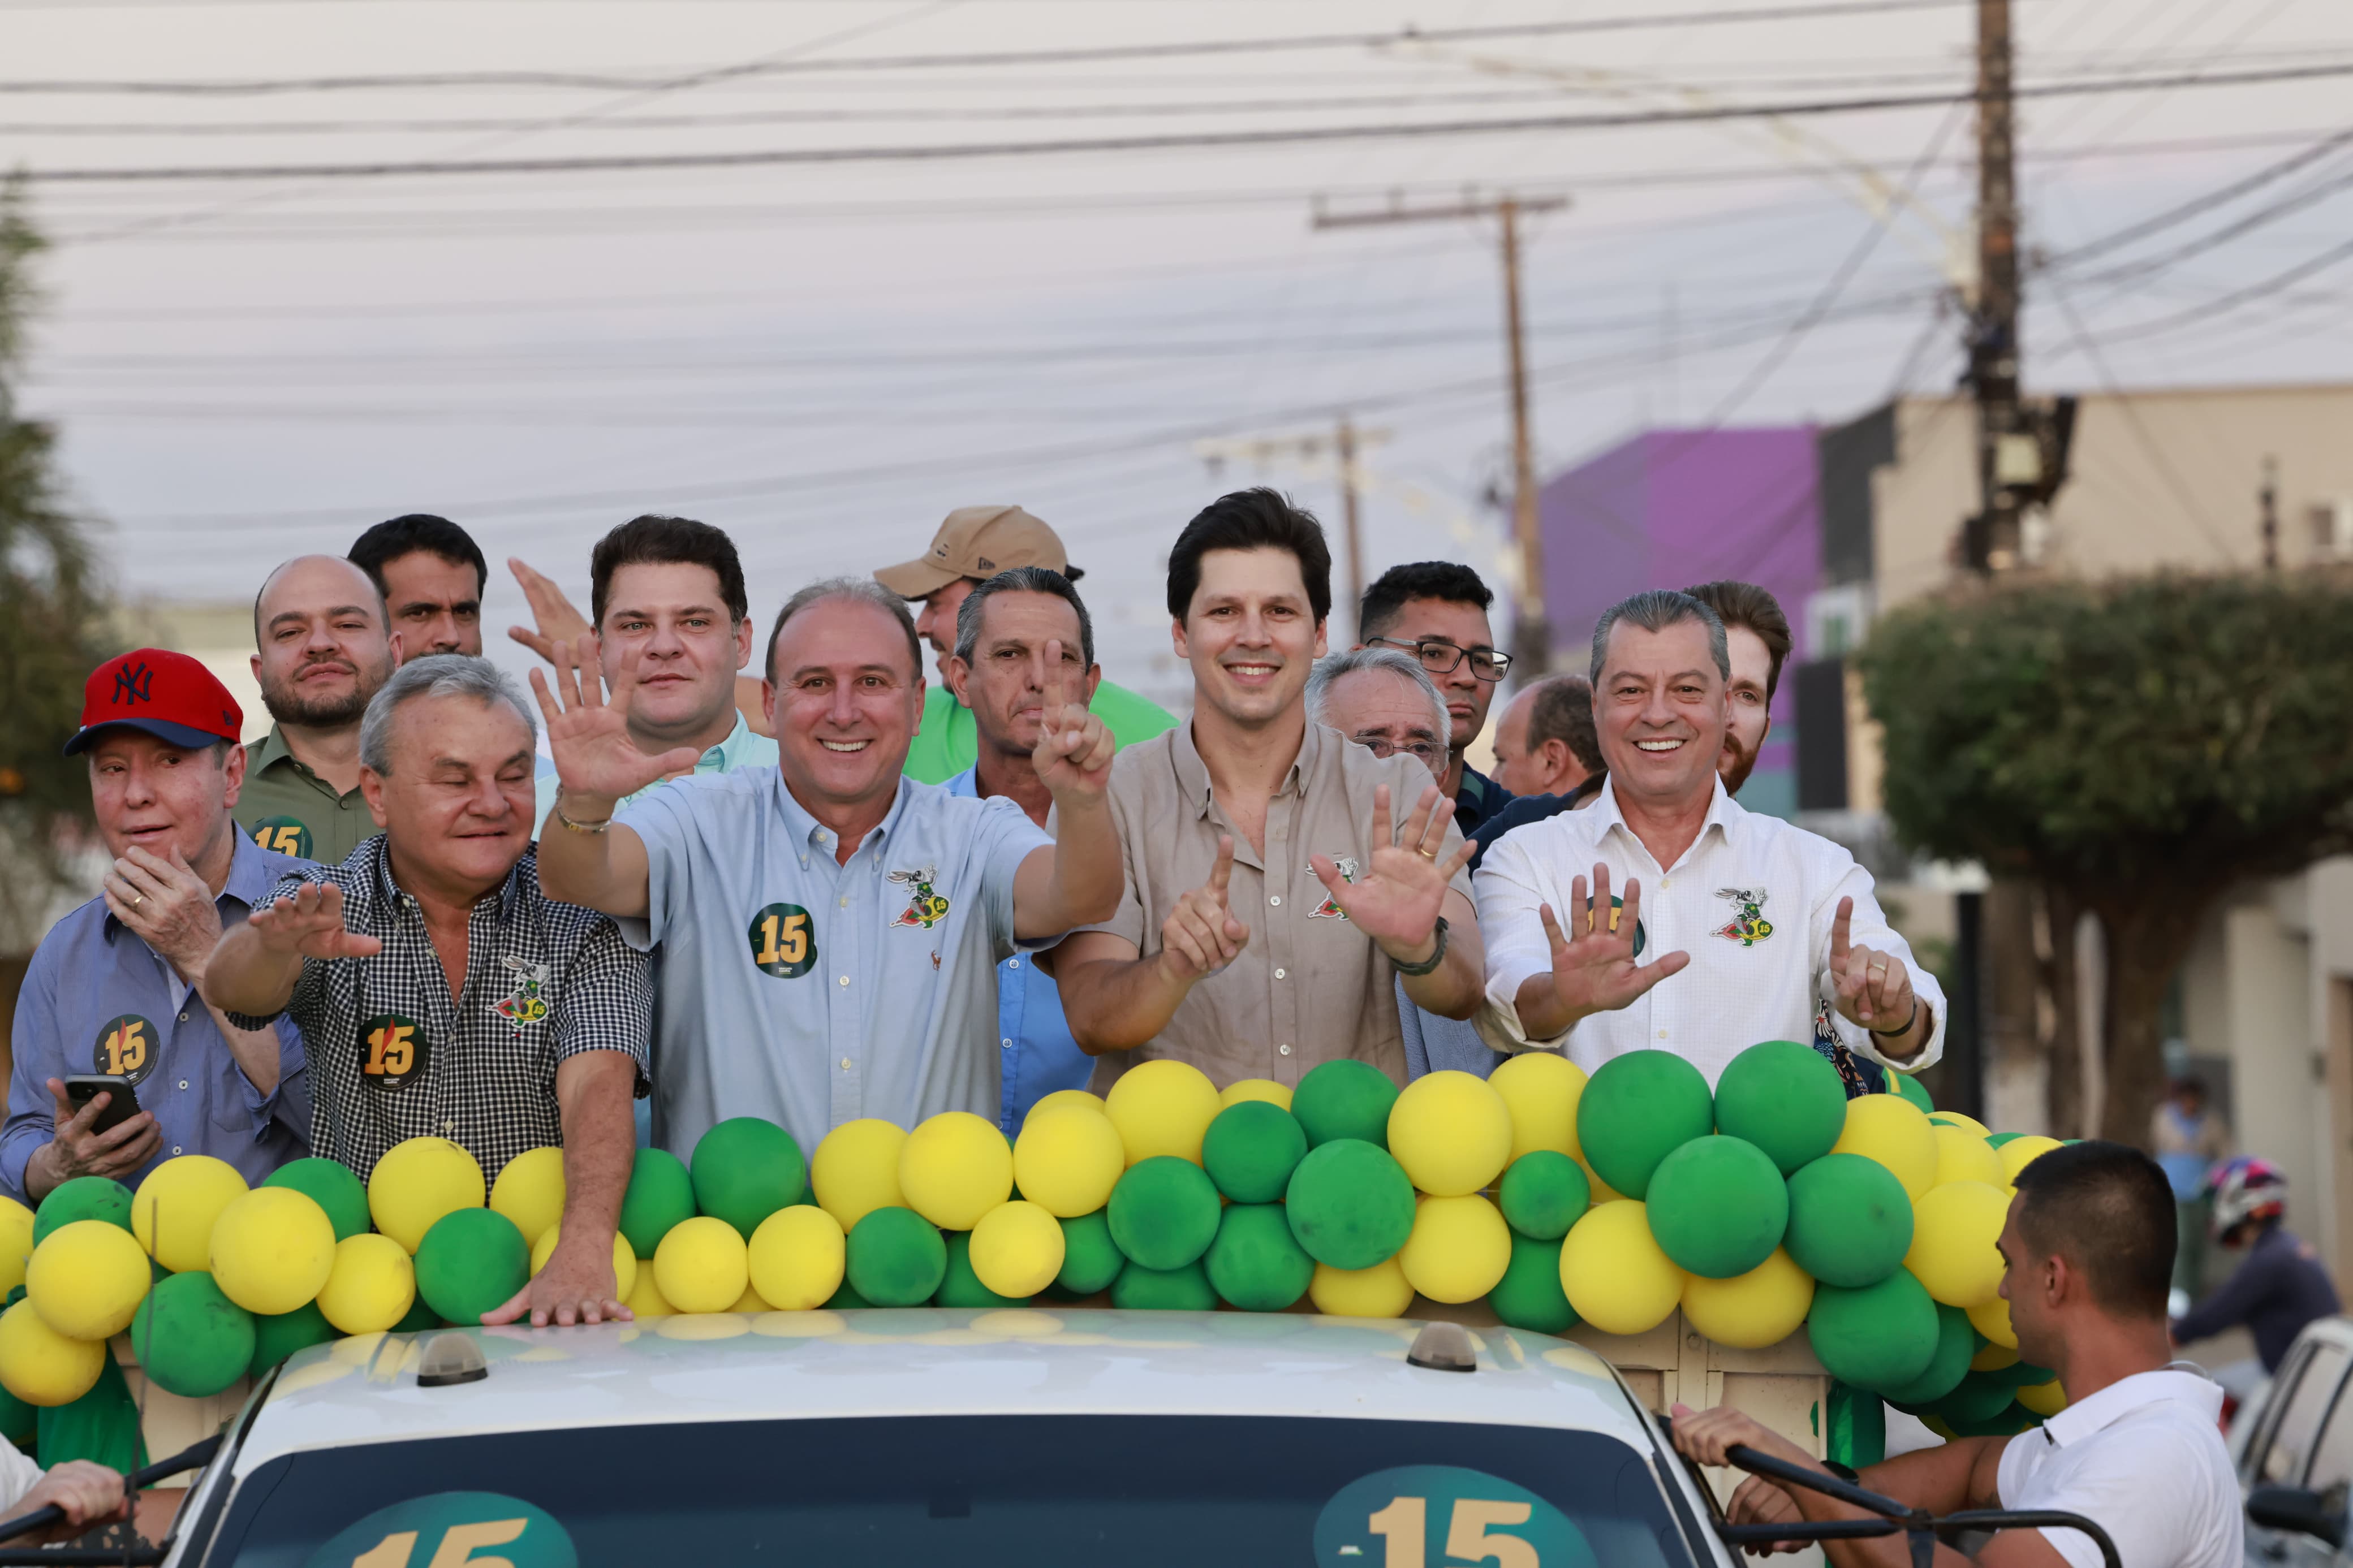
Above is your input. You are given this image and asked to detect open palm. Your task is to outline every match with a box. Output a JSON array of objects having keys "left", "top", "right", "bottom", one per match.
[
  {"left": 249, "top": 883, "right": 382, "bottom": 962},
  {"left": 528, "top": 637, "right": 700, "bottom": 806},
  {"left": 1309, "top": 784, "right": 1470, "bottom": 953},
  {"left": 1537, "top": 863, "right": 1688, "bottom": 1020}
]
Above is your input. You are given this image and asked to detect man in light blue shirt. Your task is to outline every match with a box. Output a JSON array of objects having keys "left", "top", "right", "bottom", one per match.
[
  {"left": 532, "top": 576, "right": 1124, "bottom": 1161},
  {"left": 939, "top": 567, "right": 1125, "bottom": 1130}
]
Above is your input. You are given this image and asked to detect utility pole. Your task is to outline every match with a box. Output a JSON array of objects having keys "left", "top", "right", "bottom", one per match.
[
  {"left": 1314, "top": 190, "right": 1568, "bottom": 675},
  {"left": 1337, "top": 415, "right": 1366, "bottom": 619},
  {"left": 2260, "top": 455, "right": 2280, "bottom": 569},
  {"left": 1964, "top": 0, "right": 2024, "bottom": 574},
  {"left": 1195, "top": 420, "right": 1391, "bottom": 642}
]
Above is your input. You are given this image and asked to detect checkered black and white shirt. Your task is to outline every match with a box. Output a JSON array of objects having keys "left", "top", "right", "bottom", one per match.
[{"left": 229, "top": 836, "right": 650, "bottom": 1181}]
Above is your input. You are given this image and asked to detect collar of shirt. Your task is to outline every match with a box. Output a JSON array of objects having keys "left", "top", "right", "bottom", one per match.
[
  {"left": 1589, "top": 771, "right": 1744, "bottom": 871},
  {"left": 249, "top": 723, "right": 343, "bottom": 787},
  {"left": 697, "top": 712, "right": 777, "bottom": 774},
  {"left": 2040, "top": 1367, "right": 2223, "bottom": 1448},
  {"left": 363, "top": 833, "right": 529, "bottom": 924},
  {"left": 1168, "top": 716, "right": 1320, "bottom": 819},
  {"left": 101, "top": 824, "right": 282, "bottom": 944},
  {"left": 770, "top": 770, "right": 916, "bottom": 863}
]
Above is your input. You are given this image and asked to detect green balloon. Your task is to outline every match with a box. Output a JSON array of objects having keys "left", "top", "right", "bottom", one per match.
[
  {"left": 690, "top": 1118, "right": 806, "bottom": 1242},
  {"left": 1290, "top": 1059, "right": 1400, "bottom": 1150},
  {"left": 1108, "top": 1156, "right": 1221, "bottom": 1271},
  {"left": 1713, "top": 1042, "right": 1847, "bottom": 1176},
  {"left": 617, "top": 1148, "right": 697, "bottom": 1259},
  {"left": 1488, "top": 1232, "right": 1577, "bottom": 1334},
  {"left": 0, "top": 1381, "right": 29, "bottom": 1446},
  {"left": 393, "top": 1294, "right": 443, "bottom": 1334},
  {"left": 1949, "top": 1402, "right": 2040, "bottom": 1439},
  {"left": 33, "top": 1176, "right": 132, "bottom": 1244},
  {"left": 1807, "top": 1269, "right": 1938, "bottom": 1393},
  {"left": 1645, "top": 1136, "right": 1789, "bottom": 1279},
  {"left": 823, "top": 1278, "right": 872, "bottom": 1310},
  {"left": 131, "top": 1272, "right": 254, "bottom": 1399},
  {"left": 1110, "top": 1258, "right": 1218, "bottom": 1311},
  {"left": 1055, "top": 1209, "right": 1125, "bottom": 1296},
  {"left": 1934, "top": 1370, "right": 2020, "bottom": 1425},
  {"left": 1498, "top": 1151, "right": 1591, "bottom": 1241},
  {"left": 1889, "top": 1074, "right": 1934, "bottom": 1113},
  {"left": 1283, "top": 1139, "right": 1415, "bottom": 1271},
  {"left": 934, "top": 1231, "right": 1027, "bottom": 1308},
  {"left": 1204, "top": 1204, "right": 1313, "bottom": 1312},
  {"left": 845, "top": 1207, "right": 946, "bottom": 1307},
  {"left": 1576, "top": 1051, "right": 1713, "bottom": 1198},
  {"left": 1883, "top": 1303, "right": 1974, "bottom": 1405},
  {"left": 1986, "top": 1131, "right": 2024, "bottom": 1149},
  {"left": 251, "top": 1301, "right": 339, "bottom": 1376},
  {"left": 415, "top": 1208, "right": 530, "bottom": 1326},
  {"left": 1201, "top": 1102, "right": 1308, "bottom": 1204},
  {"left": 261, "top": 1157, "right": 370, "bottom": 1242},
  {"left": 1984, "top": 1359, "right": 2057, "bottom": 1391},
  {"left": 1785, "top": 1153, "right": 1914, "bottom": 1288}
]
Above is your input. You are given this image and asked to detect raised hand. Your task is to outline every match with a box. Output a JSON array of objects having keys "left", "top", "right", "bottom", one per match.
[
  {"left": 1829, "top": 896, "right": 1916, "bottom": 1031},
  {"left": 104, "top": 843, "right": 225, "bottom": 983},
  {"left": 506, "top": 556, "right": 595, "bottom": 664},
  {"left": 1031, "top": 637, "right": 1115, "bottom": 801},
  {"left": 246, "top": 882, "right": 382, "bottom": 962},
  {"left": 528, "top": 636, "right": 701, "bottom": 813},
  {"left": 1536, "top": 863, "right": 1688, "bottom": 1024},
  {"left": 1309, "top": 783, "right": 1472, "bottom": 960},
  {"left": 1158, "top": 834, "right": 1249, "bottom": 983}
]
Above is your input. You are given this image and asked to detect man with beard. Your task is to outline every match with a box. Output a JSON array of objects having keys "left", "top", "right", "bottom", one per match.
[
  {"left": 236, "top": 555, "right": 400, "bottom": 865},
  {"left": 349, "top": 513, "right": 486, "bottom": 659}
]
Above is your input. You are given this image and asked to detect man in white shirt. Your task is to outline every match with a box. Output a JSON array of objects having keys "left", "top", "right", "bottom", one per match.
[
  {"left": 1474, "top": 588, "right": 1940, "bottom": 1083},
  {"left": 0, "top": 1449, "right": 128, "bottom": 1542},
  {"left": 1674, "top": 1141, "right": 2241, "bottom": 1568}
]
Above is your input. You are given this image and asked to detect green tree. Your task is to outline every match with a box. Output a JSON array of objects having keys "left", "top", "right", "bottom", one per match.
[
  {"left": 1857, "top": 573, "right": 2353, "bottom": 1146},
  {"left": 0, "top": 174, "right": 117, "bottom": 951}
]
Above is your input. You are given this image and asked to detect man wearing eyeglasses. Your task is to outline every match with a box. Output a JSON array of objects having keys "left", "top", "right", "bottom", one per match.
[{"left": 1356, "top": 563, "right": 1514, "bottom": 836}]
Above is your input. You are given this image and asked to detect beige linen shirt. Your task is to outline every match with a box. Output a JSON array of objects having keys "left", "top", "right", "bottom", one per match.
[{"left": 1083, "top": 719, "right": 1472, "bottom": 1093}]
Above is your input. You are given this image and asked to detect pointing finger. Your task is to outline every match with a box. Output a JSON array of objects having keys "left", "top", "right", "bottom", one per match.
[
  {"left": 1831, "top": 896, "right": 1854, "bottom": 970},
  {"left": 1042, "top": 638, "right": 1068, "bottom": 714},
  {"left": 1208, "top": 835, "right": 1235, "bottom": 900}
]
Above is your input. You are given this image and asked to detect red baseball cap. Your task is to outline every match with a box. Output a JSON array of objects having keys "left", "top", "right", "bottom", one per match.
[{"left": 63, "top": 649, "right": 244, "bottom": 755}]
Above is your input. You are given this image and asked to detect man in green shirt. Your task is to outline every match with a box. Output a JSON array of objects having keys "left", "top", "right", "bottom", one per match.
[
  {"left": 876, "top": 504, "right": 1176, "bottom": 783},
  {"left": 235, "top": 555, "right": 399, "bottom": 865}
]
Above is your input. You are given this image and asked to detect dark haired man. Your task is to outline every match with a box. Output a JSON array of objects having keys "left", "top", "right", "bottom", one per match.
[
  {"left": 1054, "top": 489, "right": 1484, "bottom": 1092},
  {"left": 349, "top": 513, "right": 487, "bottom": 659},
  {"left": 1675, "top": 1142, "right": 2239, "bottom": 1568},
  {"left": 1356, "top": 560, "right": 1513, "bottom": 834},
  {"left": 1489, "top": 673, "right": 1602, "bottom": 804},
  {"left": 237, "top": 555, "right": 401, "bottom": 865},
  {"left": 876, "top": 504, "right": 1175, "bottom": 784}
]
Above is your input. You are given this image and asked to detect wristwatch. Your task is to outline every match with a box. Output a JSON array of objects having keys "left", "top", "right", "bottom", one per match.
[{"left": 1390, "top": 918, "right": 1450, "bottom": 978}]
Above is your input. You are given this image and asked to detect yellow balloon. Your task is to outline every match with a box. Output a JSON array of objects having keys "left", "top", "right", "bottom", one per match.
[
  {"left": 488, "top": 1146, "right": 567, "bottom": 1249},
  {"left": 1104, "top": 1057, "right": 1221, "bottom": 1166},
  {"left": 730, "top": 1282, "right": 772, "bottom": 1314},
  {"left": 1580, "top": 1157, "right": 1622, "bottom": 1207},
  {"left": 1931, "top": 1125, "right": 2003, "bottom": 1190},
  {"left": 367, "top": 1138, "right": 486, "bottom": 1254},
  {"left": 1831, "top": 1094, "right": 1938, "bottom": 1199},
  {"left": 1219, "top": 1079, "right": 1293, "bottom": 1112},
  {"left": 1012, "top": 1104, "right": 1126, "bottom": 1219},
  {"left": 1971, "top": 1338, "right": 2019, "bottom": 1371},
  {"left": 132, "top": 1154, "right": 250, "bottom": 1274},
  {"left": 527, "top": 1222, "right": 639, "bottom": 1302},
  {"left": 1397, "top": 1194, "right": 1512, "bottom": 1303},
  {"left": 1906, "top": 1181, "right": 2011, "bottom": 1307},
  {"left": 0, "top": 1195, "right": 33, "bottom": 1298},
  {"left": 968, "top": 1200, "right": 1066, "bottom": 1299},
  {"left": 899, "top": 1112, "right": 1015, "bottom": 1230},
  {"left": 2016, "top": 1377, "right": 2067, "bottom": 1416},
  {"left": 653, "top": 1216, "right": 750, "bottom": 1314},
  {"left": 810, "top": 1119, "right": 907, "bottom": 1234},
  {"left": 1027, "top": 1089, "right": 1108, "bottom": 1121},
  {"left": 1488, "top": 1052, "right": 1588, "bottom": 1162},
  {"left": 1682, "top": 1247, "right": 1815, "bottom": 1349},
  {"left": 747, "top": 1205, "right": 846, "bottom": 1311},
  {"left": 1387, "top": 1072, "right": 1515, "bottom": 1198},
  {"left": 1559, "top": 1200, "right": 1685, "bottom": 1336},
  {"left": 27, "top": 1220, "right": 150, "bottom": 1340},
  {"left": 1927, "top": 1111, "right": 1991, "bottom": 1138},
  {"left": 1968, "top": 1293, "right": 2019, "bottom": 1350},
  {"left": 209, "top": 1187, "right": 337, "bottom": 1315},
  {"left": 316, "top": 1233, "right": 416, "bottom": 1335},
  {"left": 1308, "top": 1256, "right": 1415, "bottom": 1318},
  {"left": 625, "top": 1264, "right": 674, "bottom": 1319},
  {"left": 1998, "top": 1135, "right": 2063, "bottom": 1185},
  {"left": 0, "top": 1299, "right": 105, "bottom": 1406}
]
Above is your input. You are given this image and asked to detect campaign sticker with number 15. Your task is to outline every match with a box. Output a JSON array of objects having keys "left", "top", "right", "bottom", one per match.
[
  {"left": 1313, "top": 1466, "right": 1593, "bottom": 1568},
  {"left": 305, "top": 1491, "right": 575, "bottom": 1568}
]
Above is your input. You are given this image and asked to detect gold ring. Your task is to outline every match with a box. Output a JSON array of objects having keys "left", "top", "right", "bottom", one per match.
[
  {"left": 1417, "top": 847, "right": 1437, "bottom": 861},
  {"left": 1868, "top": 962, "right": 1887, "bottom": 976},
  {"left": 130, "top": 892, "right": 144, "bottom": 906}
]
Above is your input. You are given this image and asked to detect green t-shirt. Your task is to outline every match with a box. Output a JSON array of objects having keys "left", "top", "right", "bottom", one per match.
[{"left": 900, "top": 679, "right": 1177, "bottom": 785}]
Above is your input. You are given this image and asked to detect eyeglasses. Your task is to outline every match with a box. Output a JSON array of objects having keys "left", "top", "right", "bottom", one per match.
[
  {"left": 1352, "top": 736, "right": 1448, "bottom": 769},
  {"left": 1367, "top": 636, "right": 1512, "bottom": 683}
]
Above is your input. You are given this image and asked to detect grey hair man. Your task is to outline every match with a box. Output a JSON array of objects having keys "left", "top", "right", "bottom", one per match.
[{"left": 206, "top": 655, "right": 653, "bottom": 1329}]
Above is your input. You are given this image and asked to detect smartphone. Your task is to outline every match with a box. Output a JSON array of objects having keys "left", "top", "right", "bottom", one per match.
[{"left": 63, "top": 1075, "right": 140, "bottom": 1136}]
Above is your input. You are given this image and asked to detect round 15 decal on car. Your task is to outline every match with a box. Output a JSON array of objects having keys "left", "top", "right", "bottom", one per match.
[
  {"left": 1314, "top": 1466, "right": 1594, "bottom": 1568},
  {"left": 305, "top": 1492, "right": 575, "bottom": 1568}
]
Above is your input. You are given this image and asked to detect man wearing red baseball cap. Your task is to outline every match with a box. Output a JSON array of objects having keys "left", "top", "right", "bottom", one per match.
[{"left": 1, "top": 650, "right": 312, "bottom": 1202}]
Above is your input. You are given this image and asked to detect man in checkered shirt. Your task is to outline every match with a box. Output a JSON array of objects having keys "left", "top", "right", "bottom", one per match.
[{"left": 208, "top": 655, "right": 650, "bottom": 1328}]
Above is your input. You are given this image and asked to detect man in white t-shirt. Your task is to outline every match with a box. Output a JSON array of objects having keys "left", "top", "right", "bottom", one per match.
[{"left": 1674, "top": 1140, "right": 2240, "bottom": 1568}]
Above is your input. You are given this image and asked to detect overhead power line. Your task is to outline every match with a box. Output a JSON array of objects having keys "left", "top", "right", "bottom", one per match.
[
  {"left": 20, "top": 61, "right": 2353, "bottom": 183},
  {"left": 2049, "top": 120, "right": 2353, "bottom": 267}
]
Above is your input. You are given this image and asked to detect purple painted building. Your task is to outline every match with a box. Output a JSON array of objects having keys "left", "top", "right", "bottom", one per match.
[{"left": 1536, "top": 426, "right": 1821, "bottom": 819}]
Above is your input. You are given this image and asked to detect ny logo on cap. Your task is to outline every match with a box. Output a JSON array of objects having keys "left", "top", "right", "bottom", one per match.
[{"left": 113, "top": 662, "right": 154, "bottom": 707}]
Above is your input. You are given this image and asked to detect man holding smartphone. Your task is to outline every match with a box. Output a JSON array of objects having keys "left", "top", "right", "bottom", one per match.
[{"left": 3, "top": 651, "right": 311, "bottom": 1203}]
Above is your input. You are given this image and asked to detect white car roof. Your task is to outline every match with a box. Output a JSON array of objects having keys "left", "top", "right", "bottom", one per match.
[{"left": 236, "top": 1307, "right": 1656, "bottom": 1477}]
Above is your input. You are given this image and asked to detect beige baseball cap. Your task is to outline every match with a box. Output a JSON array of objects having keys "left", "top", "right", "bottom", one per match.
[{"left": 873, "top": 504, "right": 1068, "bottom": 599}]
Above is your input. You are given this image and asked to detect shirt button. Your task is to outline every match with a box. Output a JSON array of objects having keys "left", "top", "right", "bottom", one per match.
[
  {"left": 178, "top": 1012, "right": 189, "bottom": 1023},
  {"left": 179, "top": 1080, "right": 189, "bottom": 1091},
  {"left": 1661, "top": 878, "right": 1672, "bottom": 889},
  {"left": 1001, "top": 1038, "right": 1012, "bottom": 1050},
  {"left": 171, "top": 1146, "right": 182, "bottom": 1155},
  {"left": 839, "top": 1058, "right": 852, "bottom": 1072},
  {"left": 839, "top": 896, "right": 848, "bottom": 908},
  {"left": 1657, "top": 1029, "right": 1669, "bottom": 1040},
  {"left": 443, "top": 1121, "right": 455, "bottom": 1133},
  {"left": 838, "top": 975, "right": 850, "bottom": 987},
  {"left": 1006, "top": 958, "right": 1020, "bottom": 970},
  {"left": 1274, "top": 968, "right": 1287, "bottom": 980},
  {"left": 1278, "top": 1043, "right": 1292, "bottom": 1057},
  {"left": 1269, "top": 896, "right": 1281, "bottom": 907}
]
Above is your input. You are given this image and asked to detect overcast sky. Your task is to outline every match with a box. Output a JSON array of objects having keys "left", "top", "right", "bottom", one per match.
[{"left": 6, "top": 0, "right": 2348, "bottom": 707}]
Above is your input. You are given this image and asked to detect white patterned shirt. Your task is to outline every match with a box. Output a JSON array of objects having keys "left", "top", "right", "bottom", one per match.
[{"left": 1472, "top": 776, "right": 1943, "bottom": 1086}]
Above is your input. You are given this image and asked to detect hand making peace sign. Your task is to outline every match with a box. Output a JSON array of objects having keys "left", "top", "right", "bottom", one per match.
[
  {"left": 1029, "top": 637, "right": 1117, "bottom": 803},
  {"left": 1309, "top": 783, "right": 1473, "bottom": 961}
]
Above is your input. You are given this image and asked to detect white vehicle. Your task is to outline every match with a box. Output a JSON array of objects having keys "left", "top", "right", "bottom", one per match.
[{"left": 2228, "top": 1315, "right": 2353, "bottom": 1567}]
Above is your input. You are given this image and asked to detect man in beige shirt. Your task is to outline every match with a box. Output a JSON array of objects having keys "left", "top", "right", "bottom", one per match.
[{"left": 1053, "top": 489, "right": 1482, "bottom": 1091}]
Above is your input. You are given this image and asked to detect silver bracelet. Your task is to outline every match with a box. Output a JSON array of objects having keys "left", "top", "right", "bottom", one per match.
[{"left": 554, "top": 802, "right": 614, "bottom": 835}]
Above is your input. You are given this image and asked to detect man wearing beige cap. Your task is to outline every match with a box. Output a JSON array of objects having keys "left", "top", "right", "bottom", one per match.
[{"left": 876, "top": 505, "right": 1175, "bottom": 784}]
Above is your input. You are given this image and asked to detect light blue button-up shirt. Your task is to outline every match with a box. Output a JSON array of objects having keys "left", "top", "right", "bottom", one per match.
[
  {"left": 943, "top": 767, "right": 1096, "bottom": 1131},
  {"left": 619, "top": 767, "right": 1053, "bottom": 1161}
]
